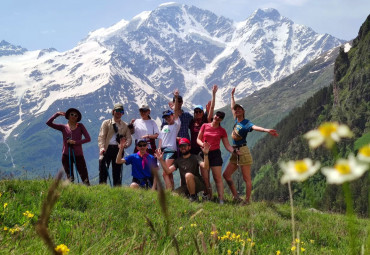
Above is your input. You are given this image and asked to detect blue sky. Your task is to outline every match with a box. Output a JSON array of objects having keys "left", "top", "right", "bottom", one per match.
[{"left": 1, "top": 0, "right": 369, "bottom": 51}]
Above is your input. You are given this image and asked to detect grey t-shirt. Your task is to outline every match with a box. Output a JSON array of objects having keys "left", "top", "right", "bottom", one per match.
[{"left": 173, "top": 154, "right": 204, "bottom": 185}]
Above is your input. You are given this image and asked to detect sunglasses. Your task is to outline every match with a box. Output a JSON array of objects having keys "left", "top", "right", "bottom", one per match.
[
  {"left": 194, "top": 110, "right": 203, "bottom": 114},
  {"left": 70, "top": 113, "right": 78, "bottom": 117},
  {"left": 140, "top": 109, "right": 149, "bottom": 112},
  {"left": 215, "top": 114, "right": 224, "bottom": 119},
  {"left": 179, "top": 144, "right": 189, "bottom": 148},
  {"left": 115, "top": 110, "right": 124, "bottom": 114},
  {"left": 137, "top": 143, "right": 147, "bottom": 147}
]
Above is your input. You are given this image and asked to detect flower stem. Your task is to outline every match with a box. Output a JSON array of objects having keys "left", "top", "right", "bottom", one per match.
[
  {"left": 288, "top": 181, "right": 296, "bottom": 245},
  {"left": 342, "top": 182, "right": 356, "bottom": 254}
]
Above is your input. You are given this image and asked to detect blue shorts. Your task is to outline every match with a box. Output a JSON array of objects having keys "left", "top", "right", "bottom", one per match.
[{"left": 162, "top": 147, "right": 177, "bottom": 160}]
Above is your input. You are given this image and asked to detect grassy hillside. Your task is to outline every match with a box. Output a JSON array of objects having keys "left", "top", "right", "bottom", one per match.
[{"left": 0, "top": 179, "right": 369, "bottom": 254}]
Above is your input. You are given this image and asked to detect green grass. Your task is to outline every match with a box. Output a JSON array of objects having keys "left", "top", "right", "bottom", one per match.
[{"left": 0, "top": 179, "right": 369, "bottom": 254}]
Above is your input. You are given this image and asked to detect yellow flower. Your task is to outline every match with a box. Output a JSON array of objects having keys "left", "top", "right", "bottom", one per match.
[
  {"left": 358, "top": 144, "right": 370, "bottom": 163},
  {"left": 226, "top": 231, "right": 231, "bottom": 236},
  {"left": 190, "top": 223, "right": 197, "bottom": 227},
  {"left": 227, "top": 250, "right": 232, "bottom": 255},
  {"left": 179, "top": 226, "right": 183, "bottom": 231},
  {"left": 291, "top": 246, "right": 296, "bottom": 251},
  {"left": 23, "top": 210, "right": 34, "bottom": 218},
  {"left": 322, "top": 155, "right": 369, "bottom": 184},
  {"left": 247, "top": 238, "right": 252, "bottom": 242},
  {"left": 276, "top": 251, "right": 281, "bottom": 255},
  {"left": 304, "top": 122, "right": 352, "bottom": 149},
  {"left": 280, "top": 159, "right": 320, "bottom": 184},
  {"left": 3, "top": 203, "right": 8, "bottom": 209},
  {"left": 310, "top": 239, "right": 315, "bottom": 244},
  {"left": 301, "top": 247, "right": 306, "bottom": 252},
  {"left": 55, "top": 244, "right": 70, "bottom": 255},
  {"left": 4, "top": 226, "right": 8, "bottom": 231},
  {"left": 250, "top": 242, "right": 255, "bottom": 247},
  {"left": 295, "top": 238, "right": 300, "bottom": 243}
]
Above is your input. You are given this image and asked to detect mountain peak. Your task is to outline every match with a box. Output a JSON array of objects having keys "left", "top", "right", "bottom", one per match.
[
  {"left": 251, "top": 8, "right": 282, "bottom": 21},
  {"left": 0, "top": 40, "right": 27, "bottom": 56}
]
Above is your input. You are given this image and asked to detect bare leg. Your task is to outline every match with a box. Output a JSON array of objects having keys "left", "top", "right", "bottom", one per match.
[
  {"left": 240, "top": 165, "right": 252, "bottom": 203},
  {"left": 200, "top": 165, "right": 212, "bottom": 198},
  {"left": 185, "top": 173, "right": 196, "bottom": 195},
  {"left": 223, "top": 162, "right": 239, "bottom": 198},
  {"left": 211, "top": 166, "right": 224, "bottom": 201},
  {"left": 163, "top": 159, "right": 175, "bottom": 190}
]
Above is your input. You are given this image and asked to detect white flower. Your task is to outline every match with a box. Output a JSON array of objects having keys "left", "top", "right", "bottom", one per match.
[
  {"left": 304, "top": 122, "right": 353, "bottom": 149},
  {"left": 280, "top": 158, "right": 321, "bottom": 184},
  {"left": 321, "top": 155, "right": 369, "bottom": 184},
  {"left": 357, "top": 144, "right": 370, "bottom": 163}
]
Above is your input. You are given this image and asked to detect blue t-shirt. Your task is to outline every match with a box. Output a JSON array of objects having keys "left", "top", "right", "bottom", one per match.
[
  {"left": 232, "top": 119, "right": 254, "bottom": 146},
  {"left": 124, "top": 153, "right": 157, "bottom": 179}
]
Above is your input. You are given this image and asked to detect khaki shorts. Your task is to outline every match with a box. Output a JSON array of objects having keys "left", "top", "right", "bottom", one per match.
[{"left": 229, "top": 145, "right": 253, "bottom": 166}]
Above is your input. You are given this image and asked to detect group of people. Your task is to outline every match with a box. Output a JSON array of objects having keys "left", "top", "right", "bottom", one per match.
[{"left": 46, "top": 86, "right": 278, "bottom": 204}]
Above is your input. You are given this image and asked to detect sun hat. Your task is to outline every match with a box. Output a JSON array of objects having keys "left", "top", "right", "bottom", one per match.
[
  {"left": 65, "top": 108, "right": 82, "bottom": 122},
  {"left": 233, "top": 104, "right": 244, "bottom": 111},
  {"left": 139, "top": 104, "right": 150, "bottom": 111}
]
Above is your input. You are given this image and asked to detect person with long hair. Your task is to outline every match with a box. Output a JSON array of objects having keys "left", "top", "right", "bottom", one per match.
[
  {"left": 46, "top": 108, "right": 90, "bottom": 184},
  {"left": 128, "top": 104, "right": 159, "bottom": 155},
  {"left": 197, "top": 110, "right": 236, "bottom": 204},
  {"left": 223, "top": 87, "right": 278, "bottom": 204}
]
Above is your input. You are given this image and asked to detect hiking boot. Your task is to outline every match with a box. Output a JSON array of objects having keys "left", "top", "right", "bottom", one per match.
[
  {"left": 189, "top": 194, "right": 198, "bottom": 202},
  {"left": 233, "top": 196, "right": 243, "bottom": 204},
  {"left": 201, "top": 192, "right": 210, "bottom": 201}
]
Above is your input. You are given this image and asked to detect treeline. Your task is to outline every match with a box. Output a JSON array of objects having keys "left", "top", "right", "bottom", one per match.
[{"left": 250, "top": 15, "right": 370, "bottom": 215}]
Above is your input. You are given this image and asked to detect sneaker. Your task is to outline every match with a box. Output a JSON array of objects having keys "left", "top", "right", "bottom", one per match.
[
  {"left": 219, "top": 199, "right": 224, "bottom": 205},
  {"left": 201, "top": 193, "right": 209, "bottom": 201},
  {"left": 189, "top": 194, "right": 198, "bottom": 202}
]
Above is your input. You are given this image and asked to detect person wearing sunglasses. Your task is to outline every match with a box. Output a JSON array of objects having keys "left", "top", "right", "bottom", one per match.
[
  {"left": 46, "top": 108, "right": 90, "bottom": 185},
  {"left": 155, "top": 138, "right": 210, "bottom": 202},
  {"left": 128, "top": 104, "right": 159, "bottom": 155},
  {"left": 116, "top": 138, "right": 158, "bottom": 189},
  {"left": 98, "top": 103, "right": 132, "bottom": 186},
  {"left": 223, "top": 87, "right": 278, "bottom": 205},
  {"left": 158, "top": 89, "right": 181, "bottom": 190},
  {"left": 197, "top": 110, "right": 237, "bottom": 204}
]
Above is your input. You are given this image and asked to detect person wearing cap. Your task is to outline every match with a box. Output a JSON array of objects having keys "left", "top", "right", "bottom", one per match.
[
  {"left": 189, "top": 85, "right": 217, "bottom": 155},
  {"left": 46, "top": 108, "right": 91, "bottom": 184},
  {"left": 223, "top": 87, "right": 278, "bottom": 204},
  {"left": 128, "top": 104, "right": 159, "bottom": 155},
  {"left": 158, "top": 89, "right": 181, "bottom": 190},
  {"left": 155, "top": 138, "right": 210, "bottom": 202},
  {"left": 98, "top": 103, "right": 132, "bottom": 186},
  {"left": 116, "top": 138, "right": 158, "bottom": 189}
]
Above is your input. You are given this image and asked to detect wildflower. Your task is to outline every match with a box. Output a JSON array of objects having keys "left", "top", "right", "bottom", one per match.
[
  {"left": 276, "top": 251, "right": 281, "bottom": 255},
  {"left": 304, "top": 122, "right": 352, "bottom": 149},
  {"left": 199, "top": 231, "right": 203, "bottom": 235},
  {"left": 23, "top": 210, "right": 34, "bottom": 218},
  {"left": 210, "top": 231, "right": 218, "bottom": 235},
  {"left": 310, "top": 240, "right": 315, "bottom": 244},
  {"left": 251, "top": 242, "right": 255, "bottom": 247},
  {"left": 291, "top": 246, "right": 296, "bottom": 251},
  {"left": 179, "top": 226, "right": 183, "bottom": 231},
  {"left": 247, "top": 238, "right": 252, "bottom": 242},
  {"left": 55, "top": 244, "right": 70, "bottom": 254},
  {"left": 358, "top": 144, "right": 370, "bottom": 163},
  {"left": 227, "top": 250, "right": 232, "bottom": 255},
  {"left": 3, "top": 203, "right": 8, "bottom": 209},
  {"left": 280, "top": 159, "right": 320, "bottom": 184},
  {"left": 4, "top": 226, "right": 8, "bottom": 231},
  {"left": 295, "top": 238, "right": 300, "bottom": 243},
  {"left": 301, "top": 247, "right": 306, "bottom": 252},
  {"left": 321, "top": 155, "right": 369, "bottom": 184},
  {"left": 190, "top": 223, "right": 197, "bottom": 227}
]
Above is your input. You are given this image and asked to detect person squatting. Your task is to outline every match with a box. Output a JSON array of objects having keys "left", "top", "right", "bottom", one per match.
[{"left": 46, "top": 87, "right": 278, "bottom": 204}]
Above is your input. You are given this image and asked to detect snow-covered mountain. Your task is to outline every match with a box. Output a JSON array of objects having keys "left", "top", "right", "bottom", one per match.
[{"left": 0, "top": 3, "right": 344, "bottom": 179}]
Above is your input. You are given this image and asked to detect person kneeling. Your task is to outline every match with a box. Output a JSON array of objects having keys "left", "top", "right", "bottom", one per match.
[
  {"left": 116, "top": 138, "right": 158, "bottom": 189},
  {"left": 155, "top": 138, "right": 210, "bottom": 202}
]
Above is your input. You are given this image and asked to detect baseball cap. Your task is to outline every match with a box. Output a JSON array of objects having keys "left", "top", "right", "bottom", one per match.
[
  {"left": 194, "top": 105, "right": 204, "bottom": 111},
  {"left": 139, "top": 104, "right": 150, "bottom": 111},
  {"left": 179, "top": 138, "right": 191, "bottom": 145},
  {"left": 233, "top": 104, "right": 244, "bottom": 111},
  {"left": 162, "top": 109, "right": 174, "bottom": 118}
]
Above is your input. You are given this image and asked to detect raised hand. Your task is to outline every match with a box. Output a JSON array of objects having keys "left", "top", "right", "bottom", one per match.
[
  {"left": 202, "top": 141, "right": 210, "bottom": 154},
  {"left": 154, "top": 148, "right": 164, "bottom": 160},
  {"left": 57, "top": 111, "right": 65, "bottom": 116},
  {"left": 119, "top": 137, "right": 127, "bottom": 149},
  {"left": 173, "top": 88, "right": 179, "bottom": 98},
  {"left": 212, "top": 84, "right": 218, "bottom": 94},
  {"left": 231, "top": 87, "right": 236, "bottom": 97},
  {"left": 130, "top": 119, "right": 135, "bottom": 125},
  {"left": 268, "top": 129, "right": 279, "bottom": 137}
]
